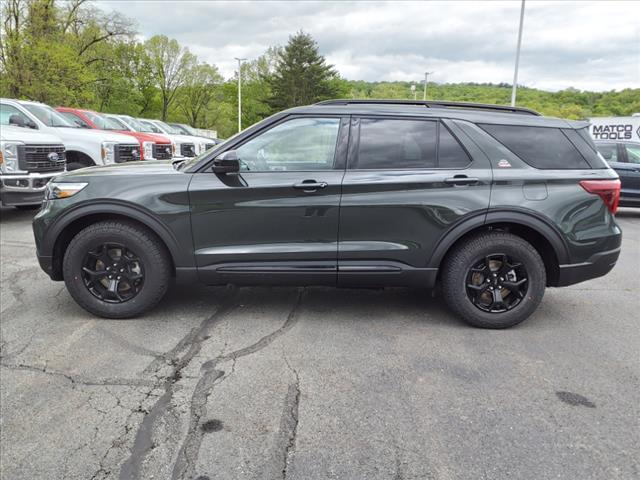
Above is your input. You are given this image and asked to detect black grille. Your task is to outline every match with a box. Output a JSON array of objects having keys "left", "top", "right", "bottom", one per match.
[
  {"left": 153, "top": 143, "right": 173, "bottom": 160},
  {"left": 180, "top": 143, "right": 196, "bottom": 157},
  {"left": 115, "top": 144, "right": 141, "bottom": 163},
  {"left": 18, "top": 144, "right": 66, "bottom": 172}
]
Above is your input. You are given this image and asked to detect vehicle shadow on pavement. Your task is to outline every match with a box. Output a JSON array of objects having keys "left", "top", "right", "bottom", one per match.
[
  {"left": 0, "top": 206, "right": 39, "bottom": 223},
  {"left": 615, "top": 207, "right": 640, "bottom": 219}
]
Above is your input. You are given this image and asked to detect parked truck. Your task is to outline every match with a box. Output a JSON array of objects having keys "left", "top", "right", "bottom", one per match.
[
  {"left": 56, "top": 107, "right": 174, "bottom": 161},
  {"left": 0, "top": 99, "right": 142, "bottom": 171},
  {"left": 0, "top": 117, "right": 66, "bottom": 208}
]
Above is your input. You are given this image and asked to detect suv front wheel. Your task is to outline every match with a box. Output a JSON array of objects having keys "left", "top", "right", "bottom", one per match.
[
  {"left": 442, "top": 232, "right": 546, "bottom": 329},
  {"left": 62, "top": 220, "right": 171, "bottom": 318}
]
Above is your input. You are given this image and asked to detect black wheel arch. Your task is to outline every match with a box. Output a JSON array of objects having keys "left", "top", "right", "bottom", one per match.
[
  {"left": 429, "top": 208, "right": 570, "bottom": 287},
  {"left": 44, "top": 201, "right": 190, "bottom": 281}
]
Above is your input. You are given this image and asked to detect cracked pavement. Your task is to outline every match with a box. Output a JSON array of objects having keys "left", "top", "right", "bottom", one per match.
[{"left": 1, "top": 206, "right": 639, "bottom": 480}]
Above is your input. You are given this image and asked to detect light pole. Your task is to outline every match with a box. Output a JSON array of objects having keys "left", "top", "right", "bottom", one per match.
[
  {"left": 423, "top": 71, "right": 434, "bottom": 100},
  {"left": 511, "top": 0, "right": 525, "bottom": 106},
  {"left": 235, "top": 57, "right": 247, "bottom": 133},
  {"left": 411, "top": 83, "right": 416, "bottom": 100}
]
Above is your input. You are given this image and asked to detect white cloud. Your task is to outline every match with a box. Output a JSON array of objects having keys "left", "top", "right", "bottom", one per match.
[{"left": 99, "top": 0, "right": 640, "bottom": 91}]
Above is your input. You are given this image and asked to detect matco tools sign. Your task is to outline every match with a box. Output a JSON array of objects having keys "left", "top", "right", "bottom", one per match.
[{"left": 589, "top": 116, "right": 640, "bottom": 141}]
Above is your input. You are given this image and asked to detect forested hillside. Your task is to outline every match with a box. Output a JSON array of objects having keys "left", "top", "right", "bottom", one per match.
[{"left": 1, "top": 1, "right": 638, "bottom": 139}]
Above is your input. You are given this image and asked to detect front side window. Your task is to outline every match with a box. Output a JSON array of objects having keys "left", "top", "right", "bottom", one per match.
[
  {"left": 235, "top": 117, "right": 341, "bottom": 171},
  {"left": 22, "top": 103, "right": 77, "bottom": 128},
  {"left": 59, "top": 111, "right": 91, "bottom": 128},
  {"left": 0, "top": 104, "right": 31, "bottom": 127},
  {"left": 624, "top": 144, "right": 640, "bottom": 164},
  {"left": 596, "top": 144, "right": 618, "bottom": 162}
]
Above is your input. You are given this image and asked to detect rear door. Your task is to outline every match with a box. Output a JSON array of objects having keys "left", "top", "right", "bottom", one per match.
[{"left": 337, "top": 116, "right": 492, "bottom": 286}]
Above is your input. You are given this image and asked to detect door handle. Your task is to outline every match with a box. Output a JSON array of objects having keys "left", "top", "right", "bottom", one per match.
[
  {"left": 444, "top": 175, "right": 479, "bottom": 186},
  {"left": 293, "top": 180, "right": 328, "bottom": 191}
]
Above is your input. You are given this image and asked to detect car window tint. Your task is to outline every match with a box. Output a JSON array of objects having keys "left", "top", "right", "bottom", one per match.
[
  {"left": 596, "top": 144, "right": 618, "bottom": 162},
  {"left": 59, "top": 111, "right": 91, "bottom": 128},
  {"left": 236, "top": 117, "right": 340, "bottom": 171},
  {"left": 0, "top": 104, "right": 30, "bottom": 126},
  {"left": 624, "top": 145, "right": 640, "bottom": 164},
  {"left": 356, "top": 119, "right": 437, "bottom": 169},
  {"left": 438, "top": 124, "right": 471, "bottom": 168},
  {"left": 480, "top": 124, "right": 590, "bottom": 169}
]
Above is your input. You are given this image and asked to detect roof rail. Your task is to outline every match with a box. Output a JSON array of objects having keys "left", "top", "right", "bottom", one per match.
[{"left": 315, "top": 99, "right": 541, "bottom": 116}]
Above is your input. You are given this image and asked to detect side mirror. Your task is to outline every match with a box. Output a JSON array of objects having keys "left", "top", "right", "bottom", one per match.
[
  {"left": 213, "top": 150, "right": 240, "bottom": 174},
  {"left": 8, "top": 114, "right": 26, "bottom": 128}
]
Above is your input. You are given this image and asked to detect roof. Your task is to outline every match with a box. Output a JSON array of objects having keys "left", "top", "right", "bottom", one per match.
[{"left": 283, "top": 99, "right": 577, "bottom": 128}]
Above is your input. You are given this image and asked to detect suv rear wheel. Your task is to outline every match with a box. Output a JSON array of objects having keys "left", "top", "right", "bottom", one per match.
[
  {"left": 62, "top": 221, "right": 171, "bottom": 318},
  {"left": 442, "top": 232, "right": 546, "bottom": 329}
]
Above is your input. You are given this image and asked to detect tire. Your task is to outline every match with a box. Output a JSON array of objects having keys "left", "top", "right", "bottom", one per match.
[
  {"left": 442, "top": 232, "right": 546, "bottom": 329},
  {"left": 62, "top": 220, "right": 171, "bottom": 318}
]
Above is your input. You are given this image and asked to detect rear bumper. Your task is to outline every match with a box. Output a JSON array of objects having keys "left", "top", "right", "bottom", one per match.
[{"left": 556, "top": 247, "right": 621, "bottom": 287}]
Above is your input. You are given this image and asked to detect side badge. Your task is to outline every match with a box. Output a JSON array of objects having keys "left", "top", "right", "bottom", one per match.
[{"left": 497, "top": 159, "right": 512, "bottom": 168}]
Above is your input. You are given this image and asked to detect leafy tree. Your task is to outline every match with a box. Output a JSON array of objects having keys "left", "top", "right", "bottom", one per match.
[
  {"left": 144, "top": 35, "right": 196, "bottom": 120},
  {"left": 268, "top": 31, "right": 340, "bottom": 109},
  {"left": 178, "top": 62, "right": 223, "bottom": 127}
]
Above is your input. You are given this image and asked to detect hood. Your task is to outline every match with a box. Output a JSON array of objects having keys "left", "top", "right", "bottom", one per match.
[
  {"left": 161, "top": 133, "right": 206, "bottom": 146},
  {"left": 117, "top": 131, "right": 172, "bottom": 144},
  {"left": 0, "top": 125, "right": 64, "bottom": 144},
  {"left": 58, "top": 160, "right": 180, "bottom": 178},
  {"left": 51, "top": 127, "right": 138, "bottom": 144}
]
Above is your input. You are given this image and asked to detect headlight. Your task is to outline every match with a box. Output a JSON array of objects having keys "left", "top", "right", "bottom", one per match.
[
  {"left": 45, "top": 182, "right": 88, "bottom": 200},
  {"left": 143, "top": 141, "right": 154, "bottom": 160},
  {"left": 101, "top": 142, "right": 117, "bottom": 164},
  {"left": 0, "top": 141, "right": 25, "bottom": 173}
]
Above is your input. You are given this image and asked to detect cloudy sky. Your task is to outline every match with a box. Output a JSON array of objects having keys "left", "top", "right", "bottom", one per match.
[{"left": 99, "top": 0, "right": 639, "bottom": 92}]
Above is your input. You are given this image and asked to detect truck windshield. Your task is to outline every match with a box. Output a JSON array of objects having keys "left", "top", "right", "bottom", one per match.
[
  {"left": 105, "top": 116, "right": 131, "bottom": 131},
  {"left": 23, "top": 103, "right": 77, "bottom": 128},
  {"left": 85, "top": 112, "right": 122, "bottom": 131},
  {"left": 154, "top": 120, "right": 181, "bottom": 135}
]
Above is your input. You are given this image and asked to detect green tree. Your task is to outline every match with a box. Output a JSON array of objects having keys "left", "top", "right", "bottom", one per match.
[
  {"left": 268, "top": 31, "right": 340, "bottom": 110},
  {"left": 144, "top": 35, "right": 195, "bottom": 120},
  {"left": 177, "top": 62, "right": 223, "bottom": 127}
]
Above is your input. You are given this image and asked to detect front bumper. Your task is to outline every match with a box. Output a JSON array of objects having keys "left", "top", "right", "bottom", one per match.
[
  {"left": 0, "top": 172, "right": 59, "bottom": 206},
  {"left": 556, "top": 247, "right": 621, "bottom": 287}
]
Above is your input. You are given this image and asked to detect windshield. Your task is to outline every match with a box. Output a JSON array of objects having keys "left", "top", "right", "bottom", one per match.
[
  {"left": 85, "top": 112, "right": 123, "bottom": 131},
  {"left": 23, "top": 103, "right": 77, "bottom": 128},
  {"left": 173, "top": 123, "right": 198, "bottom": 136},
  {"left": 121, "top": 116, "right": 153, "bottom": 133},
  {"left": 105, "top": 116, "right": 131, "bottom": 131},
  {"left": 154, "top": 120, "right": 181, "bottom": 135}
]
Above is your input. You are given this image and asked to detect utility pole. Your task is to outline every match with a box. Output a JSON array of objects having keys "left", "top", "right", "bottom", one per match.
[
  {"left": 423, "top": 71, "right": 434, "bottom": 100},
  {"left": 411, "top": 83, "right": 416, "bottom": 100},
  {"left": 511, "top": 0, "right": 525, "bottom": 107},
  {"left": 235, "top": 57, "right": 247, "bottom": 133}
]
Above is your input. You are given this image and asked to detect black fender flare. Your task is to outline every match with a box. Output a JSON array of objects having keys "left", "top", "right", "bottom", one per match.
[
  {"left": 43, "top": 200, "right": 192, "bottom": 268},
  {"left": 427, "top": 208, "right": 570, "bottom": 269}
]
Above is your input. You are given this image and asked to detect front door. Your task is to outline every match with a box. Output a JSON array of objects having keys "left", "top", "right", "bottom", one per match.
[
  {"left": 619, "top": 143, "right": 640, "bottom": 203},
  {"left": 337, "top": 116, "right": 492, "bottom": 287},
  {"left": 189, "top": 116, "right": 348, "bottom": 285}
]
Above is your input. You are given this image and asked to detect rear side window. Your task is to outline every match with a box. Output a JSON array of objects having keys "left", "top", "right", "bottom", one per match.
[
  {"left": 355, "top": 119, "right": 470, "bottom": 169},
  {"left": 479, "top": 124, "right": 590, "bottom": 169}
]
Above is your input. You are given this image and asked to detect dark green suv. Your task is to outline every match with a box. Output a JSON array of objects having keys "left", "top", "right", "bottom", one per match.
[{"left": 33, "top": 100, "right": 622, "bottom": 328}]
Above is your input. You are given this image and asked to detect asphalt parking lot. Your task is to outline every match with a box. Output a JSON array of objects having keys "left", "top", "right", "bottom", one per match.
[{"left": 1, "top": 207, "right": 638, "bottom": 480}]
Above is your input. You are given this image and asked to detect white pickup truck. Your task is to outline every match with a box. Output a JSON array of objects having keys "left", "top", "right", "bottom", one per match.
[
  {"left": 0, "top": 121, "right": 66, "bottom": 208},
  {"left": 0, "top": 98, "right": 141, "bottom": 171},
  {"left": 139, "top": 118, "right": 215, "bottom": 156}
]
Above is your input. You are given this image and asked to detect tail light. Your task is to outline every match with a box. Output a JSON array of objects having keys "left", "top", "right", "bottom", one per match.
[{"left": 579, "top": 179, "right": 621, "bottom": 214}]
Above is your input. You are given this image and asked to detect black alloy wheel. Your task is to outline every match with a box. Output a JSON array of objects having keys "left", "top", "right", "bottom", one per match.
[
  {"left": 465, "top": 253, "right": 528, "bottom": 313},
  {"left": 81, "top": 242, "right": 144, "bottom": 303}
]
